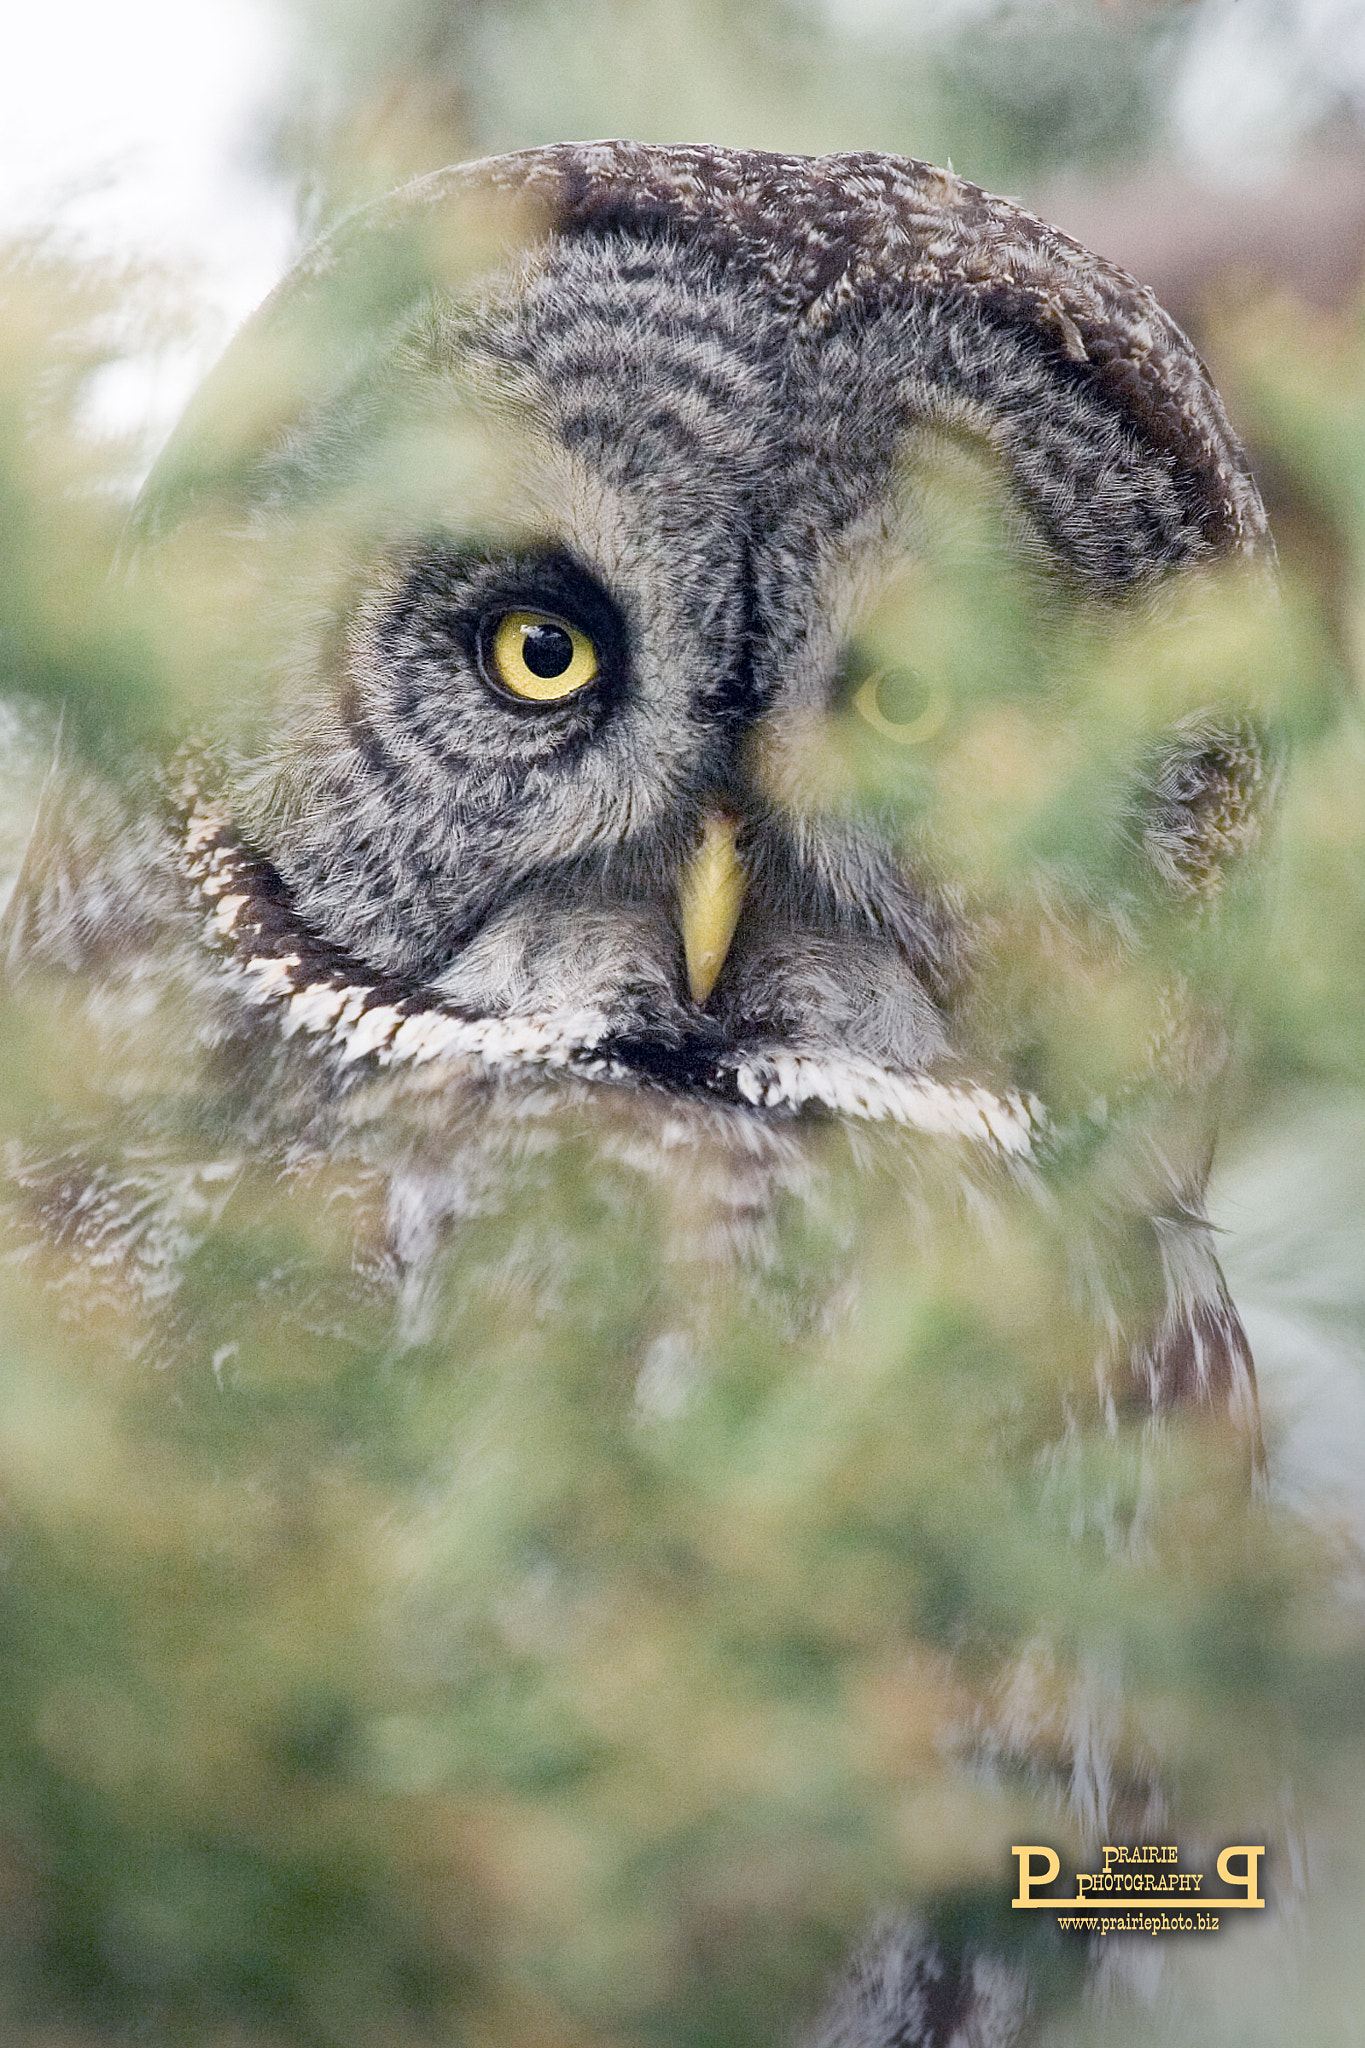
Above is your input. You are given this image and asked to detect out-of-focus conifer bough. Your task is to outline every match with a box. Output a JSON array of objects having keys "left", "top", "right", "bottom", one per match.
[{"left": 2, "top": 5, "right": 1365, "bottom": 2048}]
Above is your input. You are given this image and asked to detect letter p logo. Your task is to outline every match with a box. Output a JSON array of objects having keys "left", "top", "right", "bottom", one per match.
[
  {"left": 1012, "top": 1845, "right": 1061, "bottom": 1906},
  {"left": 1216, "top": 1845, "right": 1266, "bottom": 1908}
]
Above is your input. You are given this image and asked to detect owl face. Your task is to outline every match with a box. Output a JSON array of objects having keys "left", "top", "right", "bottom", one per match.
[{"left": 146, "top": 143, "right": 1270, "bottom": 1106}]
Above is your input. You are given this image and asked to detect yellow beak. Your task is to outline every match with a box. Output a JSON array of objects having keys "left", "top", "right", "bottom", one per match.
[{"left": 679, "top": 810, "right": 745, "bottom": 1004}]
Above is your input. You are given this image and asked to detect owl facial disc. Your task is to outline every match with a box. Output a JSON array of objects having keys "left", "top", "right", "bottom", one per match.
[{"left": 133, "top": 142, "right": 1270, "bottom": 1144}]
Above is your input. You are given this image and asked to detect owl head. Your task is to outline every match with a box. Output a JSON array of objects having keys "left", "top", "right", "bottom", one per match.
[{"left": 136, "top": 142, "right": 1274, "bottom": 1132}]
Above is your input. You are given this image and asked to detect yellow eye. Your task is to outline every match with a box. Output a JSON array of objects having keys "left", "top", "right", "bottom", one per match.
[
  {"left": 487, "top": 608, "right": 598, "bottom": 702},
  {"left": 853, "top": 666, "right": 949, "bottom": 745}
]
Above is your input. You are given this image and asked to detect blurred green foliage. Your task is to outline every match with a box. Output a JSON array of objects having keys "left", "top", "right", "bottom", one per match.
[
  {"left": 4, "top": 4, "right": 1365, "bottom": 2046},
  {"left": 265, "top": 0, "right": 1204, "bottom": 222}
]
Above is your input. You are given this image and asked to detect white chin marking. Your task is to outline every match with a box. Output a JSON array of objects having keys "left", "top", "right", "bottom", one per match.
[{"left": 178, "top": 781, "right": 1043, "bottom": 1156}]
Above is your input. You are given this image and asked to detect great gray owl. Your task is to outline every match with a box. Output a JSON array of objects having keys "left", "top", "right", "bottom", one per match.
[{"left": 1, "top": 143, "right": 1276, "bottom": 2048}]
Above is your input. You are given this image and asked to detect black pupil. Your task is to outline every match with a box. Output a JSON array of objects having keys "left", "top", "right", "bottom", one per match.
[
  {"left": 522, "top": 621, "right": 575, "bottom": 679},
  {"left": 875, "top": 667, "right": 930, "bottom": 723}
]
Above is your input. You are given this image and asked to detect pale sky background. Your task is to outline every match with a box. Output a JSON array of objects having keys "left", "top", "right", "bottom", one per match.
[
  {"left": 0, "top": 0, "right": 298, "bottom": 444},
  {"left": 0, "top": 0, "right": 296, "bottom": 285}
]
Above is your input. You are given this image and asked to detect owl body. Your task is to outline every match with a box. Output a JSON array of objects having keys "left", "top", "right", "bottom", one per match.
[{"left": 2, "top": 145, "right": 1276, "bottom": 2048}]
